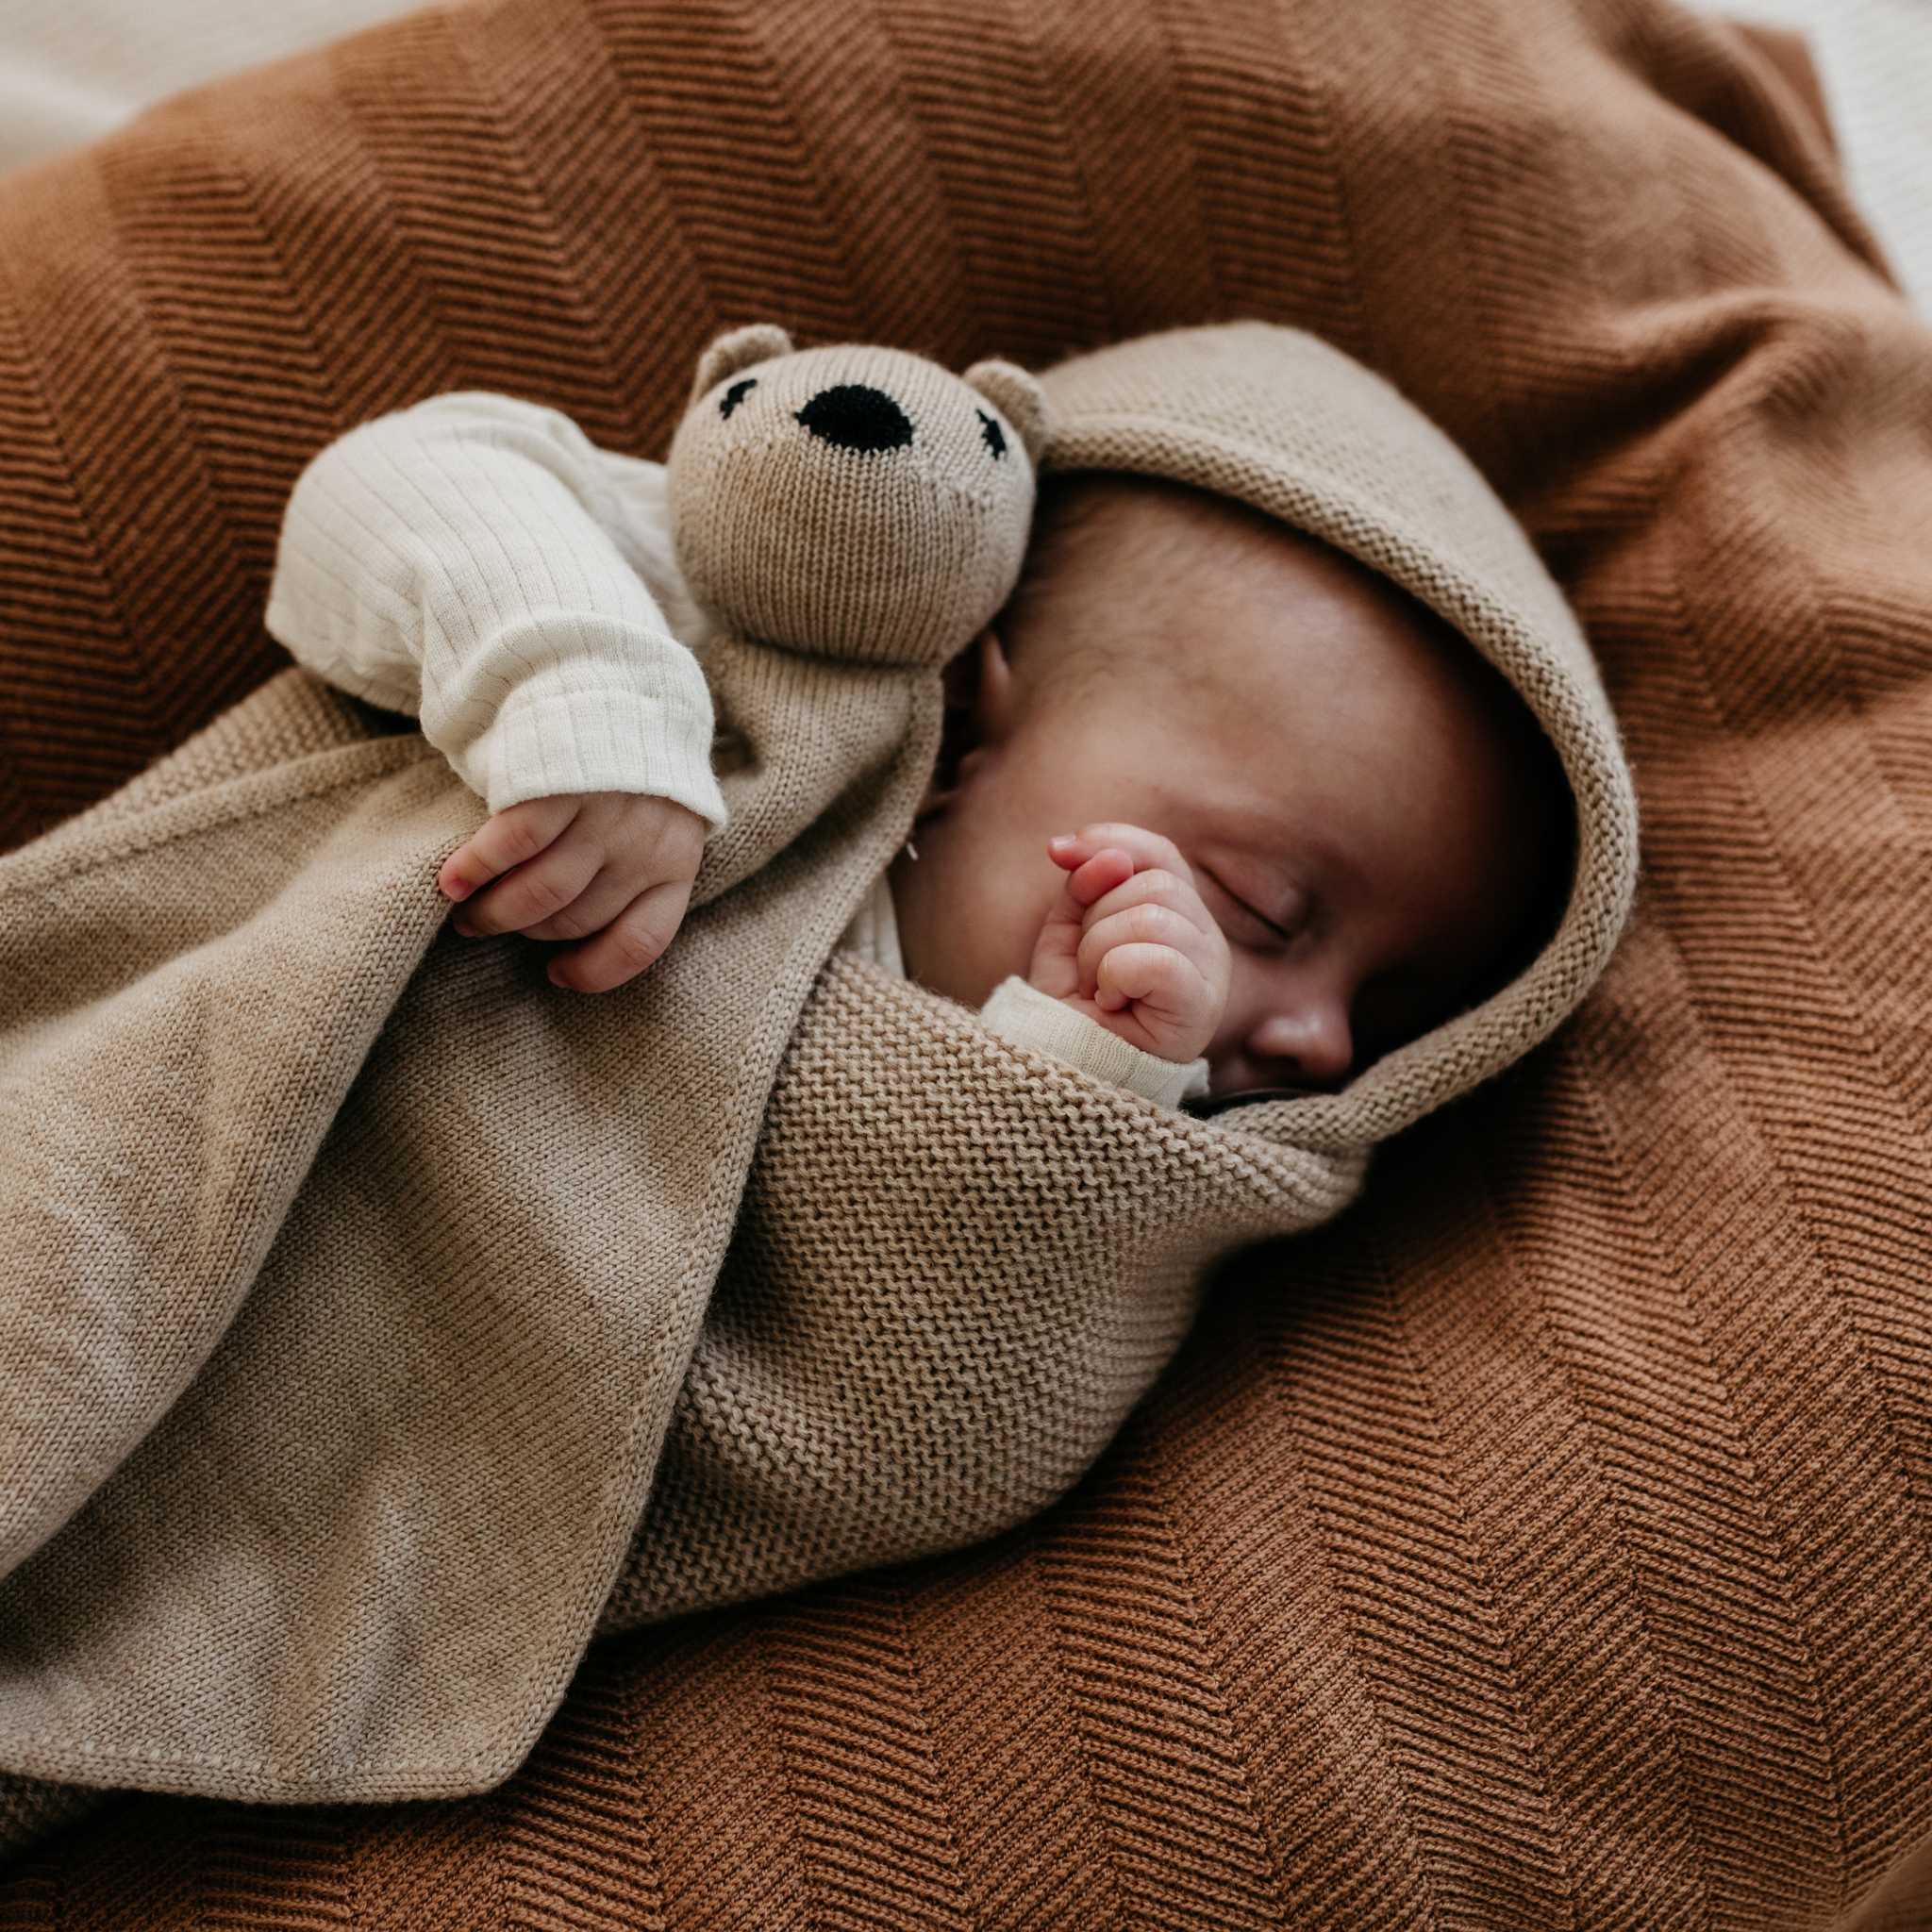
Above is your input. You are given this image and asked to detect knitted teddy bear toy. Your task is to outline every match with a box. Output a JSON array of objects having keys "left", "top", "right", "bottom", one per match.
[
  {"left": 251, "top": 320, "right": 1051, "bottom": 901},
  {"left": 669, "top": 320, "right": 1049, "bottom": 667}
]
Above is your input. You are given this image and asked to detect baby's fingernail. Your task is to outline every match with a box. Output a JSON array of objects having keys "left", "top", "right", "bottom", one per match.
[{"left": 1048, "top": 834, "right": 1076, "bottom": 851}]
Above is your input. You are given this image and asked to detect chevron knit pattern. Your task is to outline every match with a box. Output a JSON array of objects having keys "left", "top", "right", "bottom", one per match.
[{"left": 1, "top": 0, "right": 1929, "bottom": 1924}]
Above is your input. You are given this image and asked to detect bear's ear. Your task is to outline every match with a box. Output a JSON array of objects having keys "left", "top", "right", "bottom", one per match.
[
  {"left": 689, "top": 323, "right": 795, "bottom": 411},
  {"left": 963, "top": 358, "right": 1049, "bottom": 466}
]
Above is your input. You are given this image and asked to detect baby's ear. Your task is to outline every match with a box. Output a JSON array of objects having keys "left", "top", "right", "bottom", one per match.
[
  {"left": 688, "top": 322, "right": 795, "bottom": 410},
  {"left": 963, "top": 359, "right": 1049, "bottom": 467}
]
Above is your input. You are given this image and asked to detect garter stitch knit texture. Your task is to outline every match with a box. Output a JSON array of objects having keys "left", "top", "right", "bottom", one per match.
[{"left": 0, "top": 316, "right": 1634, "bottom": 1848}]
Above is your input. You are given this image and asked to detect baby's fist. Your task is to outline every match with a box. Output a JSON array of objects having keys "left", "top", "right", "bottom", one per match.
[
  {"left": 437, "top": 790, "right": 708, "bottom": 992},
  {"left": 1025, "top": 823, "right": 1230, "bottom": 1064}
]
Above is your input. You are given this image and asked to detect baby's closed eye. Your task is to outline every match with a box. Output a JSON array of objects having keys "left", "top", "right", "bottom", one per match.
[{"left": 1203, "top": 869, "right": 1303, "bottom": 944}]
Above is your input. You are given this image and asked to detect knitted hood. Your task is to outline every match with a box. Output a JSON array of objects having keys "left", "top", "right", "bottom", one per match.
[
  {"left": 1028, "top": 320, "right": 1640, "bottom": 1147},
  {"left": 0, "top": 321, "right": 1635, "bottom": 1826}
]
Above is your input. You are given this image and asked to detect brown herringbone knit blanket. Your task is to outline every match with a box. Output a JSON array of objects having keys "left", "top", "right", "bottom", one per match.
[{"left": 1, "top": 0, "right": 1929, "bottom": 1923}]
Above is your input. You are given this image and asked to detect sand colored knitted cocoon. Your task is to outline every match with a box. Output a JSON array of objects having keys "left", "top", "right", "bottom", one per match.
[
  {"left": 596, "top": 948, "right": 1366, "bottom": 1636},
  {"left": 0, "top": 320, "right": 1630, "bottom": 1833}
]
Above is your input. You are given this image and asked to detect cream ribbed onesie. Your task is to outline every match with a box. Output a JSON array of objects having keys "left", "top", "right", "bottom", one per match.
[{"left": 264, "top": 391, "right": 1210, "bottom": 1110}]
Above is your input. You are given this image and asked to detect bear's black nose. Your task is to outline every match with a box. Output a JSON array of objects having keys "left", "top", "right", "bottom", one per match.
[{"left": 795, "top": 384, "right": 914, "bottom": 455}]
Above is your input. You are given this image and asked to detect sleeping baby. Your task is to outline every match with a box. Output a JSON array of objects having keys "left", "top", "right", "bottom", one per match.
[
  {"left": 887, "top": 467, "right": 1572, "bottom": 1110},
  {"left": 265, "top": 344, "right": 1574, "bottom": 1120},
  {"left": 0, "top": 319, "right": 1641, "bottom": 1834}
]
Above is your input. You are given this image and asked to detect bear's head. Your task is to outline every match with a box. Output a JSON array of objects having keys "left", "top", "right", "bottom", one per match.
[{"left": 667, "top": 323, "right": 1048, "bottom": 671}]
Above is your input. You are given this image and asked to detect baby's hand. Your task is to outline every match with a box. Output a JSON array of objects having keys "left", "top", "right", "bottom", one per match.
[
  {"left": 437, "top": 791, "right": 708, "bottom": 992},
  {"left": 1025, "top": 822, "right": 1231, "bottom": 1063}
]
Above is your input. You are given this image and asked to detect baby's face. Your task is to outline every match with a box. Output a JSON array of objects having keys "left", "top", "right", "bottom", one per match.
[{"left": 887, "top": 476, "right": 1570, "bottom": 1101}]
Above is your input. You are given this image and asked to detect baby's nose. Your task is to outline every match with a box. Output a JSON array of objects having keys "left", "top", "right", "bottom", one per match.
[
  {"left": 1248, "top": 1001, "right": 1353, "bottom": 1086},
  {"left": 795, "top": 383, "right": 915, "bottom": 455}
]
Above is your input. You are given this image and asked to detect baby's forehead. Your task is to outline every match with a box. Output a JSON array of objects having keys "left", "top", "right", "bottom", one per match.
[
  {"left": 1028, "top": 483, "right": 1548, "bottom": 809},
  {"left": 1035, "top": 479, "right": 1461, "bottom": 688}
]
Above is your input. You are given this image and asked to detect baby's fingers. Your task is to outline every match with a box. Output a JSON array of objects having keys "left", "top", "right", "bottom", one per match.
[
  {"left": 548, "top": 876, "right": 694, "bottom": 993},
  {"left": 1094, "top": 941, "right": 1206, "bottom": 1022},
  {"left": 440, "top": 796, "right": 581, "bottom": 901},
  {"left": 1075, "top": 898, "right": 1217, "bottom": 1002},
  {"left": 1036, "top": 845, "right": 1133, "bottom": 940}
]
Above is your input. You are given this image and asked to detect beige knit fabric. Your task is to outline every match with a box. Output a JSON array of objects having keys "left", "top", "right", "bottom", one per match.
[{"left": 0, "top": 321, "right": 1635, "bottom": 1837}]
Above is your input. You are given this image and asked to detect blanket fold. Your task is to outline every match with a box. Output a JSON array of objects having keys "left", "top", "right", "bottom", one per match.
[{"left": 0, "top": 636, "right": 957, "bottom": 1800}]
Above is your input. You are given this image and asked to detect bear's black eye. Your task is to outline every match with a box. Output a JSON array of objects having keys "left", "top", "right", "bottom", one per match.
[
  {"left": 720, "top": 377, "right": 757, "bottom": 420},
  {"left": 977, "top": 408, "right": 1007, "bottom": 459}
]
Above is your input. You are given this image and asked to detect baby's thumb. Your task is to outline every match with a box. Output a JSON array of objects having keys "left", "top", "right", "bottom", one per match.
[{"left": 1023, "top": 881, "right": 1097, "bottom": 1005}]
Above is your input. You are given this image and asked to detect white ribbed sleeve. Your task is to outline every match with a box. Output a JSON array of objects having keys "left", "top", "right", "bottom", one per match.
[
  {"left": 263, "top": 390, "right": 729, "bottom": 835},
  {"left": 979, "top": 974, "right": 1212, "bottom": 1108}
]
